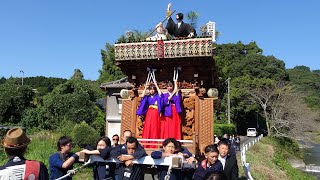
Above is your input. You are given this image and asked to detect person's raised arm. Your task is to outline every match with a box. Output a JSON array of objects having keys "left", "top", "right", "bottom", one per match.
[
  {"left": 61, "top": 152, "right": 80, "bottom": 169},
  {"left": 154, "top": 79, "right": 162, "bottom": 96},
  {"left": 166, "top": 3, "right": 172, "bottom": 18},
  {"left": 141, "top": 82, "right": 148, "bottom": 97},
  {"left": 81, "top": 149, "right": 99, "bottom": 155},
  {"left": 151, "top": 73, "right": 161, "bottom": 96},
  {"left": 131, "top": 143, "right": 147, "bottom": 159},
  {"left": 168, "top": 80, "right": 179, "bottom": 100},
  {"left": 173, "top": 80, "right": 179, "bottom": 94},
  {"left": 81, "top": 148, "right": 111, "bottom": 159}
]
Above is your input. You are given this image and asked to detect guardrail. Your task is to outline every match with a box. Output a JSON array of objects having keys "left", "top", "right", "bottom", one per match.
[
  {"left": 241, "top": 134, "right": 264, "bottom": 180},
  {"left": 306, "top": 164, "right": 320, "bottom": 173}
]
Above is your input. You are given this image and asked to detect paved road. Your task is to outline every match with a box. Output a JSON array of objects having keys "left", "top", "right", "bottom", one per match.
[{"left": 240, "top": 135, "right": 255, "bottom": 148}]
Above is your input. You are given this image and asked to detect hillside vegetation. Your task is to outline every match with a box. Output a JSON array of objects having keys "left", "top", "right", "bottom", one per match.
[{"left": 244, "top": 137, "right": 316, "bottom": 180}]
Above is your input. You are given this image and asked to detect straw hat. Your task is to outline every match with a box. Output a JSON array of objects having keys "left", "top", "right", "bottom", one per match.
[{"left": 2, "top": 128, "right": 30, "bottom": 149}]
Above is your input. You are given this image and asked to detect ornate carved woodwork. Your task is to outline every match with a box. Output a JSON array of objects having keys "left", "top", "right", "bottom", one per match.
[{"left": 198, "top": 98, "right": 215, "bottom": 153}]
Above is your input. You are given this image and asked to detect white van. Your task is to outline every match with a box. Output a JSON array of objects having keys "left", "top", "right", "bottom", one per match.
[{"left": 247, "top": 128, "right": 257, "bottom": 137}]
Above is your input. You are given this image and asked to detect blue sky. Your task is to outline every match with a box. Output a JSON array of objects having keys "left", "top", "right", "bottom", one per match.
[{"left": 0, "top": 1, "right": 319, "bottom": 80}]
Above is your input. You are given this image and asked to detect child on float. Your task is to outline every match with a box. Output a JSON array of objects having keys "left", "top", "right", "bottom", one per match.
[
  {"left": 146, "top": 22, "right": 168, "bottom": 41},
  {"left": 136, "top": 80, "right": 163, "bottom": 148},
  {"left": 81, "top": 136, "right": 114, "bottom": 180},
  {"left": 161, "top": 80, "right": 182, "bottom": 140},
  {"left": 193, "top": 144, "right": 223, "bottom": 180},
  {"left": 151, "top": 138, "right": 182, "bottom": 180}
]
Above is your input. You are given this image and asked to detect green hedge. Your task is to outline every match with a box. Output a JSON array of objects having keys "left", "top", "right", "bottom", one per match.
[
  {"left": 214, "top": 123, "right": 236, "bottom": 137},
  {"left": 72, "top": 121, "right": 99, "bottom": 148}
]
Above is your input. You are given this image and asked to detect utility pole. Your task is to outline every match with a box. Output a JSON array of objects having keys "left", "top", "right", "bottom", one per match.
[
  {"left": 227, "top": 77, "right": 231, "bottom": 124},
  {"left": 20, "top": 70, "right": 24, "bottom": 86}
]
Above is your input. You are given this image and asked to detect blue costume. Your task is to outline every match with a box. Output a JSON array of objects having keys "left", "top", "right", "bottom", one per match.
[
  {"left": 161, "top": 92, "right": 183, "bottom": 140},
  {"left": 136, "top": 93, "right": 163, "bottom": 147}
]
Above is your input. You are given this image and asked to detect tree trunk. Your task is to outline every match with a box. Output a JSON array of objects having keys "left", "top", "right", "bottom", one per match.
[{"left": 264, "top": 109, "right": 270, "bottom": 136}]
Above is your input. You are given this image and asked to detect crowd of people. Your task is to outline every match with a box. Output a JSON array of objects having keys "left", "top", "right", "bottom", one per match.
[
  {"left": 214, "top": 134, "right": 241, "bottom": 152},
  {"left": 0, "top": 128, "right": 239, "bottom": 180}
]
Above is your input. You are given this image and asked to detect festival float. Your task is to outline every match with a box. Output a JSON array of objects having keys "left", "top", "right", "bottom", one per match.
[{"left": 100, "top": 5, "right": 219, "bottom": 156}]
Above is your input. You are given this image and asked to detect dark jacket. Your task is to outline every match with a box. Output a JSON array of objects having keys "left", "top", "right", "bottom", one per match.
[
  {"left": 110, "top": 143, "right": 146, "bottom": 160},
  {"left": 222, "top": 155, "right": 238, "bottom": 180},
  {"left": 84, "top": 145, "right": 114, "bottom": 180},
  {"left": 193, "top": 159, "right": 223, "bottom": 180},
  {"left": 49, "top": 152, "right": 79, "bottom": 180},
  {"left": 175, "top": 146, "right": 192, "bottom": 158},
  {"left": 166, "top": 17, "right": 196, "bottom": 37},
  {"left": 110, "top": 143, "right": 147, "bottom": 180},
  {"left": 117, "top": 163, "right": 145, "bottom": 180}
]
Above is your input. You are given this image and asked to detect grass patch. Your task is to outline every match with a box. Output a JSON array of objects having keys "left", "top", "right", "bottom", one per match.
[
  {"left": 244, "top": 137, "right": 316, "bottom": 180},
  {"left": 236, "top": 155, "right": 245, "bottom": 178},
  {"left": 312, "top": 132, "right": 320, "bottom": 144},
  {"left": 26, "top": 131, "right": 59, "bottom": 166},
  {"left": 246, "top": 139, "right": 287, "bottom": 180}
]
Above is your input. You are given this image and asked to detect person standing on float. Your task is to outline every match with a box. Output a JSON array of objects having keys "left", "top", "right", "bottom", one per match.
[
  {"left": 161, "top": 80, "right": 182, "bottom": 140},
  {"left": 136, "top": 80, "right": 163, "bottom": 147}
]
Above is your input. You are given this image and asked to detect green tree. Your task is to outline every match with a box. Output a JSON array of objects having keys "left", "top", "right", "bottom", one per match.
[
  {"left": 0, "top": 77, "right": 6, "bottom": 84},
  {"left": 21, "top": 107, "right": 48, "bottom": 129},
  {"left": 98, "top": 30, "right": 148, "bottom": 84},
  {"left": 186, "top": 11, "right": 199, "bottom": 29},
  {"left": 42, "top": 80, "right": 98, "bottom": 126},
  {"left": 0, "top": 84, "right": 34, "bottom": 124},
  {"left": 287, "top": 66, "right": 320, "bottom": 109},
  {"left": 70, "top": 69, "right": 84, "bottom": 80},
  {"left": 91, "top": 106, "right": 106, "bottom": 136},
  {"left": 2, "top": 76, "right": 67, "bottom": 96},
  {"left": 98, "top": 43, "right": 125, "bottom": 84},
  {"left": 215, "top": 42, "right": 288, "bottom": 134},
  {"left": 215, "top": 42, "right": 263, "bottom": 80}
]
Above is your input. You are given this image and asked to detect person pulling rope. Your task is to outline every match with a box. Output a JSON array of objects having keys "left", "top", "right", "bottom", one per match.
[{"left": 55, "top": 160, "right": 91, "bottom": 180}]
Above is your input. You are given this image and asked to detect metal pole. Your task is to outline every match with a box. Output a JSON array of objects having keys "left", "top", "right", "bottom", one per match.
[
  {"left": 227, "top": 78, "right": 231, "bottom": 124},
  {"left": 20, "top": 70, "right": 24, "bottom": 86}
]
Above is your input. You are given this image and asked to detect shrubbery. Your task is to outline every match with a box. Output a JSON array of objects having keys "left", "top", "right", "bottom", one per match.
[
  {"left": 214, "top": 123, "right": 236, "bottom": 137},
  {"left": 72, "top": 121, "right": 99, "bottom": 148},
  {"left": 91, "top": 106, "right": 106, "bottom": 136},
  {"left": 272, "top": 136, "right": 301, "bottom": 157}
]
